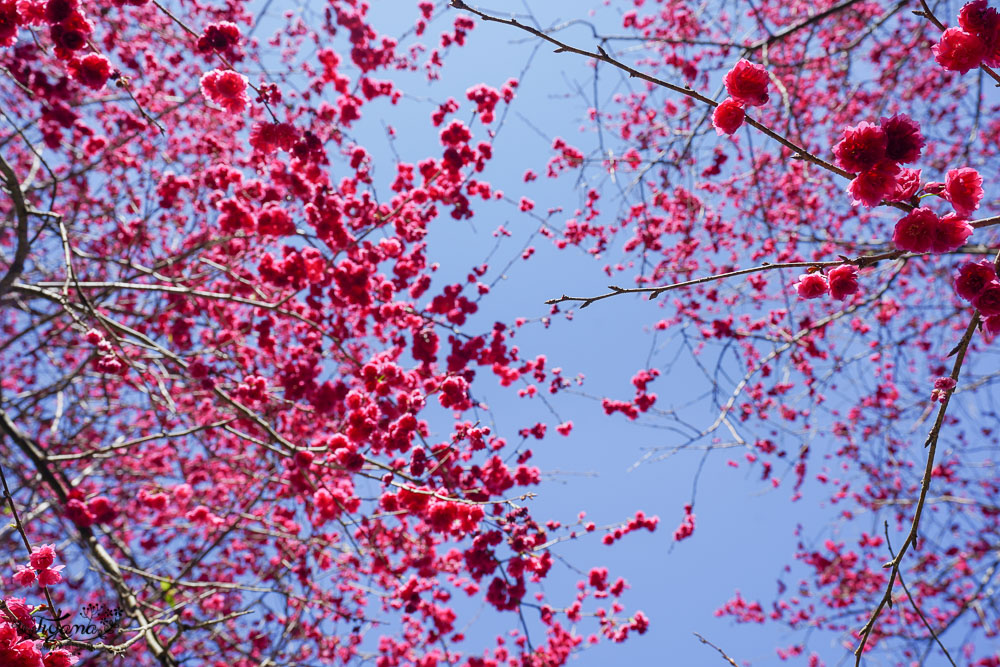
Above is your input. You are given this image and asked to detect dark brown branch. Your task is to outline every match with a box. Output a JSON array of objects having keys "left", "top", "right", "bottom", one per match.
[
  {"left": 883, "top": 521, "right": 957, "bottom": 667},
  {"left": 545, "top": 251, "right": 903, "bottom": 308},
  {"left": 449, "top": 0, "right": 854, "bottom": 181},
  {"left": 750, "top": 0, "right": 867, "bottom": 49},
  {"left": 853, "top": 313, "right": 980, "bottom": 664},
  {"left": 0, "top": 154, "right": 31, "bottom": 298}
]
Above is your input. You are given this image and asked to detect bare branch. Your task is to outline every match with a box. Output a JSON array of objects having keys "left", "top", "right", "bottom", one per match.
[{"left": 693, "top": 632, "right": 739, "bottom": 666}]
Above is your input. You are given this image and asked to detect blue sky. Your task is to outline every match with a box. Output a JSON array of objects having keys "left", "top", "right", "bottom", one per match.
[{"left": 333, "top": 1, "right": 850, "bottom": 664}]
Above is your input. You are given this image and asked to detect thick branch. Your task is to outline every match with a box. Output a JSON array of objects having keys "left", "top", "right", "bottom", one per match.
[{"left": 0, "top": 154, "right": 31, "bottom": 298}]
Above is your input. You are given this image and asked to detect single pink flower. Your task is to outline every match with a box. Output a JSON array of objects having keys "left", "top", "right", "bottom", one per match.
[
  {"left": 712, "top": 98, "right": 744, "bottom": 135},
  {"left": 933, "top": 376, "right": 957, "bottom": 391},
  {"left": 87, "top": 496, "right": 118, "bottom": 524},
  {"left": 893, "top": 207, "right": 938, "bottom": 253},
  {"left": 931, "top": 376, "right": 958, "bottom": 403},
  {"left": 723, "top": 59, "right": 769, "bottom": 106},
  {"left": 44, "top": 0, "right": 76, "bottom": 23},
  {"left": 29, "top": 544, "right": 55, "bottom": 571},
  {"left": 249, "top": 121, "right": 297, "bottom": 154},
  {"left": 960, "top": 0, "right": 998, "bottom": 34},
  {"left": 828, "top": 265, "right": 859, "bottom": 300},
  {"left": 50, "top": 12, "right": 92, "bottom": 60},
  {"left": 930, "top": 213, "right": 973, "bottom": 252},
  {"left": 197, "top": 21, "right": 241, "bottom": 53},
  {"left": 945, "top": 167, "right": 984, "bottom": 217},
  {"left": 7, "top": 637, "right": 43, "bottom": 665},
  {"left": 848, "top": 160, "right": 899, "bottom": 207},
  {"left": 66, "top": 53, "right": 112, "bottom": 90},
  {"left": 12, "top": 566, "right": 35, "bottom": 587},
  {"left": 975, "top": 282, "right": 1000, "bottom": 315},
  {"left": 200, "top": 69, "right": 250, "bottom": 114},
  {"left": 37, "top": 565, "right": 64, "bottom": 587},
  {"left": 889, "top": 167, "right": 921, "bottom": 202},
  {"left": 954, "top": 260, "right": 997, "bottom": 301},
  {"left": 3, "top": 598, "right": 34, "bottom": 633},
  {"left": 794, "top": 273, "right": 828, "bottom": 299},
  {"left": 881, "top": 114, "right": 924, "bottom": 163},
  {"left": 933, "top": 27, "right": 986, "bottom": 73},
  {"left": 833, "top": 121, "right": 887, "bottom": 173}
]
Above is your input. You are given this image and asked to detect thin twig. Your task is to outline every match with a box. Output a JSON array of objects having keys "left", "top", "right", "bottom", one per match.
[
  {"left": 693, "top": 632, "right": 739, "bottom": 666},
  {"left": 853, "top": 313, "right": 980, "bottom": 664},
  {"left": 451, "top": 0, "right": 857, "bottom": 182},
  {"left": 545, "top": 251, "right": 903, "bottom": 308},
  {"left": 883, "top": 521, "right": 957, "bottom": 667}
]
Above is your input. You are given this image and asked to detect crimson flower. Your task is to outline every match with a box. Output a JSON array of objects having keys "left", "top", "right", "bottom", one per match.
[
  {"left": 954, "top": 260, "right": 998, "bottom": 301},
  {"left": 974, "top": 282, "right": 1000, "bottom": 315},
  {"left": 889, "top": 167, "right": 922, "bottom": 202},
  {"left": 200, "top": 69, "right": 250, "bottom": 114},
  {"left": 833, "top": 121, "right": 887, "bottom": 173},
  {"left": 828, "top": 265, "right": 860, "bottom": 300},
  {"left": 712, "top": 98, "right": 745, "bottom": 135},
  {"left": 930, "top": 213, "right": 973, "bottom": 253},
  {"left": 0, "top": 1, "right": 20, "bottom": 47},
  {"left": 723, "top": 59, "right": 770, "bottom": 106},
  {"left": 881, "top": 114, "right": 925, "bottom": 163},
  {"left": 933, "top": 27, "right": 987, "bottom": 72},
  {"left": 67, "top": 53, "right": 112, "bottom": 90},
  {"left": 197, "top": 21, "right": 241, "bottom": 53},
  {"left": 892, "top": 207, "right": 938, "bottom": 253},
  {"left": 959, "top": 0, "right": 1000, "bottom": 65},
  {"left": 945, "top": 167, "right": 984, "bottom": 217},
  {"left": 29, "top": 544, "right": 55, "bottom": 571},
  {"left": 848, "top": 159, "right": 899, "bottom": 208},
  {"left": 794, "top": 273, "right": 828, "bottom": 299}
]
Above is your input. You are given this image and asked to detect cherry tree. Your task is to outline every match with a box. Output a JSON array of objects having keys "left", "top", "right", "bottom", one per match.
[{"left": 0, "top": 0, "right": 999, "bottom": 666}]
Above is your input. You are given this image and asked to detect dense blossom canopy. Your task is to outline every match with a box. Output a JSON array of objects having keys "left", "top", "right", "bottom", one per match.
[{"left": 2, "top": 0, "right": 1000, "bottom": 666}]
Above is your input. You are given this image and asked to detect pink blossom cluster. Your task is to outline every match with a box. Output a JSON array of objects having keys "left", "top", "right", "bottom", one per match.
[
  {"left": 0, "top": 0, "right": 120, "bottom": 93},
  {"left": 600, "top": 511, "right": 659, "bottom": 546},
  {"left": 891, "top": 167, "right": 982, "bottom": 253},
  {"left": 931, "top": 376, "right": 957, "bottom": 403},
  {"left": 934, "top": 0, "right": 1000, "bottom": 73},
  {"left": 84, "top": 328, "right": 127, "bottom": 376},
  {"left": 832, "top": 115, "right": 924, "bottom": 207},
  {"left": 0, "top": 595, "right": 76, "bottom": 667},
  {"left": 0, "top": 593, "right": 77, "bottom": 667},
  {"left": 954, "top": 260, "right": 1000, "bottom": 334},
  {"left": 712, "top": 59, "right": 770, "bottom": 135},
  {"left": 892, "top": 207, "right": 973, "bottom": 254},
  {"left": 794, "top": 265, "right": 859, "bottom": 301},
  {"left": 12, "top": 544, "right": 63, "bottom": 588}
]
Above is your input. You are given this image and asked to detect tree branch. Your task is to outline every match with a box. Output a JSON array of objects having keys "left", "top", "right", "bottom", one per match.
[
  {"left": 853, "top": 312, "right": 980, "bottom": 664},
  {"left": 0, "top": 154, "right": 31, "bottom": 298}
]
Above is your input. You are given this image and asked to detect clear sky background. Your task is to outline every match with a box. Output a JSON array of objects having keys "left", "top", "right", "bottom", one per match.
[{"left": 266, "top": 1, "right": 868, "bottom": 663}]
